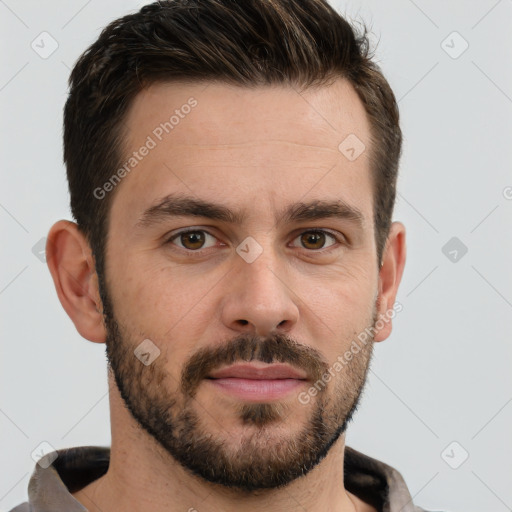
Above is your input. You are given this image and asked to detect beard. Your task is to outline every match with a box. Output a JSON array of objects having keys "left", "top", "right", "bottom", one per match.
[{"left": 101, "top": 284, "right": 376, "bottom": 493}]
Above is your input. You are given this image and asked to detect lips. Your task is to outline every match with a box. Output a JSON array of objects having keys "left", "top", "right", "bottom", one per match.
[
  {"left": 205, "top": 363, "right": 308, "bottom": 402},
  {"left": 207, "top": 363, "right": 308, "bottom": 381}
]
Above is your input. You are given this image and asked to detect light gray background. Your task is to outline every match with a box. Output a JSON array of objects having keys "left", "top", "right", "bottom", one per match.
[{"left": 1, "top": 1, "right": 511, "bottom": 511}]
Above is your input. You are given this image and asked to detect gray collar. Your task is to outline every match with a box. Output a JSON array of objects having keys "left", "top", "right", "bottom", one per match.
[{"left": 13, "top": 445, "right": 423, "bottom": 512}]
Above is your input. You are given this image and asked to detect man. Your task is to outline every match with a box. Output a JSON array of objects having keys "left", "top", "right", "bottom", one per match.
[{"left": 10, "top": 0, "right": 436, "bottom": 510}]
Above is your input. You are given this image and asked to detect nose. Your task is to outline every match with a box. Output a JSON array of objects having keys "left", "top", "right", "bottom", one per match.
[{"left": 220, "top": 249, "right": 300, "bottom": 337}]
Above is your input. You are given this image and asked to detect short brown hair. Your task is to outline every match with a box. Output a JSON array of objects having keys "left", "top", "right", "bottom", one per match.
[{"left": 64, "top": 0, "right": 402, "bottom": 282}]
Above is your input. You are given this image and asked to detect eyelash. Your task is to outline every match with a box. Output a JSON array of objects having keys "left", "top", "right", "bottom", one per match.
[{"left": 165, "top": 228, "right": 346, "bottom": 256}]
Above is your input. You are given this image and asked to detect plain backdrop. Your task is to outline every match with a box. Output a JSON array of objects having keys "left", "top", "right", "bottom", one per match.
[{"left": 1, "top": 1, "right": 511, "bottom": 511}]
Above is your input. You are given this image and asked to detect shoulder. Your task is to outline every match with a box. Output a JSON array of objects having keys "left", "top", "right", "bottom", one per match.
[{"left": 7, "top": 502, "right": 30, "bottom": 512}]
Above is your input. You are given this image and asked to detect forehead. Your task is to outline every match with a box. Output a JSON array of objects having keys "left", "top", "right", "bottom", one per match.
[
  {"left": 110, "top": 79, "right": 373, "bottom": 229},
  {"left": 125, "top": 79, "right": 369, "bottom": 142}
]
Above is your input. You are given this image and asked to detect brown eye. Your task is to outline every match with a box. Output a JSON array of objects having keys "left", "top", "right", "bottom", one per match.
[
  {"left": 180, "top": 231, "right": 205, "bottom": 250},
  {"left": 169, "top": 230, "right": 217, "bottom": 251},
  {"left": 292, "top": 230, "right": 338, "bottom": 250}
]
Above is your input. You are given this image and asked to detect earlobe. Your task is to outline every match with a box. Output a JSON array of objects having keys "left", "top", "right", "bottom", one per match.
[
  {"left": 373, "top": 221, "right": 407, "bottom": 342},
  {"left": 46, "top": 220, "right": 107, "bottom": 343}
]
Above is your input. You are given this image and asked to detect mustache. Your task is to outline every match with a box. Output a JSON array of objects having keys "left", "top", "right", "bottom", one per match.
[{"left": 181, "top": 332, "right": 329, "bottom": 398}]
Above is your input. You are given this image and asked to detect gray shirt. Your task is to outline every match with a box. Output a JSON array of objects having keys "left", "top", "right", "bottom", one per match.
[{"left": 9, "top": 445, "right": 438, "bottom": 512}]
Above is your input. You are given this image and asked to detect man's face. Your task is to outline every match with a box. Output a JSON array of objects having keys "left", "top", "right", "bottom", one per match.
[{"left": 101, "top": 80, "right": 379, "bottom": 490}]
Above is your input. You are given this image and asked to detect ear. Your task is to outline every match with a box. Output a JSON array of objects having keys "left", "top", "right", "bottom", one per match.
[
  {"left": 46, "top": 220, "right": 107, "bottom": 343},
  {"left": 373, "top": 221, "right": 406, "bottom": 342}
]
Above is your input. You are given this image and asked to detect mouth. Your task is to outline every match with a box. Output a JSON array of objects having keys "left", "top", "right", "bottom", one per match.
[{"left": 205, "top": 363, "right": 308, "bottom": 402}]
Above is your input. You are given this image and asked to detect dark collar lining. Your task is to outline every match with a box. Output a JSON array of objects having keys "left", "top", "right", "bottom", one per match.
[
  {"left": 52, "top": 446, "right": 110, "bottom": 494},
  {"left": 344, "top": 446, "right": 389, "bottom": 510}
]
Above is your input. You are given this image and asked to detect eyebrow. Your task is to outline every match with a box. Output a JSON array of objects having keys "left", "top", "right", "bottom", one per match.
[{"left": 136, "top": 193, "right": 366, "bottom": 231}]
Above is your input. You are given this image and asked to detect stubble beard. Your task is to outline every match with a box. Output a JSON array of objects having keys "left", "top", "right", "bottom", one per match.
[{"left": 101, "top": 286, "right": 376, "bottom": 492}]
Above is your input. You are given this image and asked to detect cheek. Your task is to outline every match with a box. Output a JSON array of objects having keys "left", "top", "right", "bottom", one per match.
[
  {"left": 109, "top": 259, "right": 221, "bottom": 358},
  {"left": 306, "top": 259, "right": 376, "bottom": 317},
  {"left": 302, "top": 265, "right": 376, "bottom": 358}
]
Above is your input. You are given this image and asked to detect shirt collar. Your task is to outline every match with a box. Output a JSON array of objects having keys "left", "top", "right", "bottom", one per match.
[{"left": 24, "top": 445, "right": 419, "bottom": 512}]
